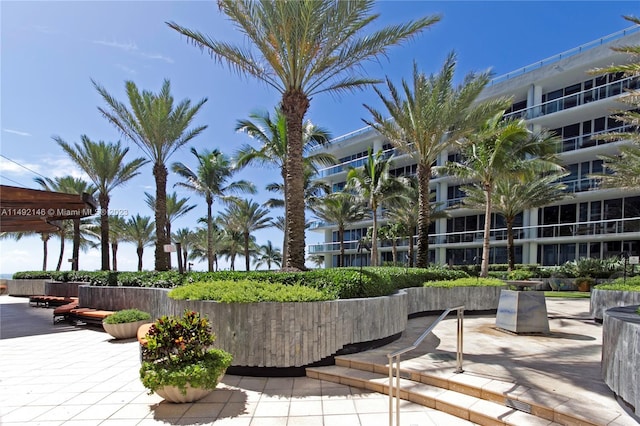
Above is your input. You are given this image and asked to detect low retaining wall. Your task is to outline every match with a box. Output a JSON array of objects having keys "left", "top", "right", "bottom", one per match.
[
  {"left": 405, "top": 285, "right": 506, "bottom": 316},
  {"left": 78, "top": 285, "right": 407, "bottom": 368},
  {"left": 44, "top": 281, "right": 83, "bottom": 298},
  {"left": 590, "top": 289, "right": 640, "bottom": 321},
  {"left": 602, "top": 305, "right": 640, "bottom": 415},
  {"left": 6, "top": 279, "right": 47, "bottom": 296}
]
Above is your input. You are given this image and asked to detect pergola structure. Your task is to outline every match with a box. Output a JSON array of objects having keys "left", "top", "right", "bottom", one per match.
[{"left": 0, "top": 185, "right": 97, "bottom": 233}]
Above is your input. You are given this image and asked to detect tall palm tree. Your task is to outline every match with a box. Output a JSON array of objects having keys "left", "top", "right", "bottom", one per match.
[
  {"left": 93, "top": 79, "right": 207, "bottom": 271},
  {"left": 34, "top": 176, "right": 97, "bottom": 271},
  {"left": 385, "top": 175, "right": 447, "bottom": 267},
  {"left": 235, "top": 108, "right": 335, "bottom": 261},
  {"left": 172, "top": 148, "right": 255, "bottom": 271},
  {"left": 121, "top": 214, "right": 155, "bottom": 271},
  {"left": 346, "top": 149, "right": 406, "bottom": 266},
  {"left": 364, "top": 54, "right": 510, "bottom": 268},
  {"left": 54, "top": 136, "right": 147, "bottom": 270},
  {"left": 441, "top": 114, "right": 562, "bottom": 276},
  {"left": 168, "top": 0, "right": 439, "bottom": 270},
  {"left": 218, "top": 229, "right": 245, "bottom": 272},
  {"left": 173, "top": 227, "right": 195, "bottom": 270},
  {"left": 254, "top": 240, "right": 282, "bottom": 270},
  {"left": 593, "top": 146, "right": 640, "bottom": 189},
  {"left": 144, "top": 191, "right": 196, "bottom": 268},
  {"left": 108, "top": 216, "right": 127, "bottom": 271},
  {"left": 461, "top": 171, "right": 569, "bottom": 271},
  {"left": 219, "top": 199, "right": 272, "bottom": 272},
  {"left": 310, "top": 192, "right": 367, "bottom": 267}
]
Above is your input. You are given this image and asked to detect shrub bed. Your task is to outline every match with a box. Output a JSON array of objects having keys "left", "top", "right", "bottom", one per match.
[
  {"left": 595, "top": 276, "right": 640, "bottom": 292},
  {"left": 424, "top": 277, "right": 506, "bottom": 288},
  {"left": 169, "top": 280, "right": 332, "bottom": 303}
]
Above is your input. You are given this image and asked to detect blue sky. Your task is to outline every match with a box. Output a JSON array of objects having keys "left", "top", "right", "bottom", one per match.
[{"left": 1, "top": 1, "right": 638, "bottom": 274}]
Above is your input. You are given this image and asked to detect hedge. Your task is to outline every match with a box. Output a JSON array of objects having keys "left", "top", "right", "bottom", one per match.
[
  {"left": 169, "top": 280, "right": 332, "bottom": 303},
  {"left": 595, "top": 276, "right": 640, "bottom": 292}
]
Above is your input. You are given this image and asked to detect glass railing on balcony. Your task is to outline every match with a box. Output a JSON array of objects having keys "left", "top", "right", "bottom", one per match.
[
  {"left": 503, "top": 75, "right": 640, "bottom": 121},
  {"left": 558, "top": 124, "right": 635, "bottom": 153},
  {"left": 315, "top": 146, "right": 399, "bottom": 178},
  {"left": 561, "top": 178, "right": 598, "bottom": 193},
  {"left": 307, "top": 217, "right": 640, "bottom": 253}
]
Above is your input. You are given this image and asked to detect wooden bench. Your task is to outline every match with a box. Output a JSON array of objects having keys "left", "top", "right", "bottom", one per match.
[
  {"left": 67, "top": 308, "right": 114, "bottom": 326},
  {"left": 30, "top": 295, "right": 78, "bottom": 308}
]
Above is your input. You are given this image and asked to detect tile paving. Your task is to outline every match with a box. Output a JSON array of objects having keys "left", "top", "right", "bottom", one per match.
[{"left": 0, "top": 295, "right": 638, "bottom": 425}]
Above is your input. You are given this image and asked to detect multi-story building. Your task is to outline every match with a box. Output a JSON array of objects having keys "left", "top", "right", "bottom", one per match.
[{"left": 309, "top": 26, "right": 640, "bottom": 269}]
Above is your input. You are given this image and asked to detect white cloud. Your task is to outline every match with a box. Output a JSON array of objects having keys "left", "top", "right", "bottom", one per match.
[
  {"left": 93, "top": 39, "right": 138, "bottom": 52},
  {"left": 115, "top": 64, "right": 137, "bottom": 74},
  {"left": 141, "top": 52, "right": 174, "bottom": 64},
  {"left": 0, "top": 157, "right": 42, "bottom": 177},
  {"left": 2, "top": 128, "right": 31, "bottom": 137}
]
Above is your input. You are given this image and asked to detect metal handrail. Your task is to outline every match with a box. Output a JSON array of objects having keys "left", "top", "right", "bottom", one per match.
[{"left": 387, "top": 305, "right": 465, "bottom": 426}]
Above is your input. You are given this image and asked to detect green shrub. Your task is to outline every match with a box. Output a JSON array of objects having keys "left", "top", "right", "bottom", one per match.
[
  {"left": 559, "top": 257, "right": 622, "bottom": 279},
  {"left": 507, "top": 270, "right": 533, "bottom": 281},
  {"left": 140, "top": 310, "right": 232, "bottom": 394},
  {"left": 103, "top": 309, "right": 151, "bottom": 324},
  {"left": 424, "top": 277, "right": 506, "bottom": 288},
  {"left": 595, "top": 276, "right": 640, "bottom": 292},
  {"left": 169, "top": 280, "right": 332, "bottom": 303}
]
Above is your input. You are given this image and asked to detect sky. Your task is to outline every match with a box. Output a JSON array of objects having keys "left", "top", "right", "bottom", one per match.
[{"left": 1, "top": 1, "right": 638, "bottom": 274}]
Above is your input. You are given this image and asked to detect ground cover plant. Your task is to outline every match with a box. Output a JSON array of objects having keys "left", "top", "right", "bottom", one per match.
[
  {"left": 103, "top": 309, "right": 151, "bottom": 324},
  {"left": 543, "top": 291, "right": 591, "bottom": 299},
  {"left": 424, "top": 277, "right": 505, "bottom": 288},
  {"left": 595, "top": 276, "right": 640, "bottom": 292},
  {"left": 169, "top": 280, "right": 331, "bottom": 303}
]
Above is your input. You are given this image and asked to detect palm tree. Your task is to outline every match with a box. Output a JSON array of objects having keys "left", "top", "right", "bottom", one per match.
[
  {"left": 254, "top": 240, "right": 282, "bottom": 270},
  {"left": 172, "top": 148, "right": 255, "bottom": 271},
  {"left": 93, "top": 79, "right": 207, "bottom": 271},
  {"left": 218, "top": 229, "right": 245, "bottom": 272},
  {"left": 1, "top": 231, "right": 51, "bottom": 271},
  {"left": 108, "top": 216, "right": 127, "bottom": 271},
  {"left": 34, "top": 176, "right": 97, "bottom": 271},
  {"left": 219, "top": 199, "right": 272, "bottom": 272},
  {"left": 173, "top": 227, "right": 195, "bottom": 270},
  {"left": 54, "top": 136, "right": 147, "bottom": 270},
  {"left": 168, "top": 0, "right": 439, "bottom": 270},
  {"left": 121, "top": 214, "right": 155, "bottom": 271},
  {"left": 346, "top": 149, "right": 406, "bottom": 266},
  {"left": 441, "top": 114, "right": 562, "bottom": 276},
  {"left": 461, "top": 171, "right": 569, "bottom": 271},
  {"left": 593, "top": 145, "right": 640, "bottom": 189},
  {"left": 310, "top": 192, "right": 367, "bottom": 267},
  {"left": 307, "top": 254, "right": 325, "bottom": 269},
  {"left": 144, "top": 191, "right": 196, "bottom": 268},
  {"left": 364, "top": 54, "right": 511, "bottom": 268},
  {"left": 235, "top": 108, "right": 335, "bottom": 261},
  {"left": 385, "top": 175, "right": 447, "bottom": 267}
]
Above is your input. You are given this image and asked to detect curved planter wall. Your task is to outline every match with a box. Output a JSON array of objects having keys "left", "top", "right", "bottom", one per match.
[
  {"left": 602, "top": 305, "right": 640, "bottom": 415},
  {"left": 6, "top": 279, "right": 47, "bottom": 296},
  {"left": 590, "top": 289, "right": 640, "bottom": 321},
  {"left": 79, "top": 285, "right": 407, "bottom": 368},
  {"left": 405, "top": 285, "right": 506, "bottom": 316}
]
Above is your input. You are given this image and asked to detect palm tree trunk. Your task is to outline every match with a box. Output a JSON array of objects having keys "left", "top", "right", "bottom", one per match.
[
  {"left": 338, "top": 226, "right": 344, "bottom": 267},
  {"left": 41, "top": 234, "right": 49, "bottom": 271},
  {"left": 183, "top": 249, "right": 188, "bottom": 271},
  {"left": 244, "top": 232, "right": 251, "bottom": 271},
  {"left": 112, "top": 242, "right": 118, "bottom": 271},
  {"left": 56, "top": 231, "right": 65, "bottom": 271},
  {"left": 371, "top": 205, "right": 379, "bottom": 267},
  {"left": 72, "top": 218, "right": 80, "bottom": 271},
  {"left": 153, "top": 162, "right": 169, "bottom": 271},
  {"left": 137, "top": 246, "right": 144, "bottom": 271},
  {"left": 214, "top": 254, "right": 218, "bottom": 272},
  {"left": 282, "top": 90, "right": 310, "bottom": 271},
  {"left": 99, "top": 193, "right": 110, "bottom": 271},
  {"left": 281, "top": 169, "right": 288, "bottom": 263},
  {"left": 480, "top": 188, "right": 492, "bottom": 278},
  {"left": 506, "top": 217, "right": 515, "bottom": 272},
  {"left": 416, "top": 164, "right": 431, "bottom": 268},
  {"left": 392, "top": 239, "right": 397, "bottom": 265},
  {"left": 166, "top": 221, "right": 172, "bottom": 269},
  {"left": 206, "top": 198, "right": 214, "bottom": 272},
  {"left": 409, "top": 234, "right": 415, "bottom": 268},
  {"left": 230, "top": 253, "right": 235, "bottom": 271}
]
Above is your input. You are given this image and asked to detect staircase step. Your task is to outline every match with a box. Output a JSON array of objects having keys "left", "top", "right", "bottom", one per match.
[
  {"left": 329, "top": 356, "right": 622, "bottom": 426},
  {"left": 307, "top": 365, "right": 555, "bottom": 426}
]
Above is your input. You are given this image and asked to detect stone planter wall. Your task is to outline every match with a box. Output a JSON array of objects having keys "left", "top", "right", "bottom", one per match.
[
  {"left": 404, "top": 285, "right": 506, "bottom": 316},
  {"left": 6, "top": 279, "right": 47, "bottom": 296},
  {"left": 602, "top": 305, "right": 640, "bottom": 415},
  {"left": 44, "top": 281, "right": 83, "bottom": 298},
  {"left": 78, "top": 285, "right": 407, "bottom": 368},
  {"left": 590, "top": 289, "right": 640, "bottom": 321}
]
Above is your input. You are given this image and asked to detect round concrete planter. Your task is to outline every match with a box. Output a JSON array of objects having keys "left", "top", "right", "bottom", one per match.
[
  {"left": 602, "top": 305, "right": 640, "bottom": 415},
  {"left": 590, "top": 289, "right": 640, "bottom": 321},
  {"left": 102, "top": 320, "right": 151, "bottom": 340},
  {"left": 155, "top": 385, "right": 213, "bottom": 403}
]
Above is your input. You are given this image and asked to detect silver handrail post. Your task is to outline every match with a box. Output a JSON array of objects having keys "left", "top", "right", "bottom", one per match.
[
  {"left": 455, "top": 307, "right": 464, "bottom": 373},
  {"left": 395, "top": 356, "right": 400, "bottom": 426},
  {"left": 388, "top": 355, "right": 393, "bottom": 426}
]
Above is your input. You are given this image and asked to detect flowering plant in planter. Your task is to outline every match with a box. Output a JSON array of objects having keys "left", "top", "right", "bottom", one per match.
[{"left": 139, "top": 310, "right": 232, "bottom": 401}]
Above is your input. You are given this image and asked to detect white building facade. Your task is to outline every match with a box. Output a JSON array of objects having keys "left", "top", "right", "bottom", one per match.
[{"left": 309, "top": 26, "right": 640, "bottom": 269}]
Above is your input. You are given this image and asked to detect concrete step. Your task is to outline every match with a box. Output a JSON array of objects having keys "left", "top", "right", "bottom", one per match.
[
  {"left": 323, "top": 356, "right": 631, "bottom": 426},
  {"left": 307, "top": 365, "right": 556, "bottom": 426}
]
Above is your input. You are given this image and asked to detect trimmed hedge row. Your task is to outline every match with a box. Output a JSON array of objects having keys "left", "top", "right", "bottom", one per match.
[
  {"left": 595, "top": 276, "right": 640, "bottom": 292},
  {"left": 13, "top": 266, "right": 470, "bottom": 300}
]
